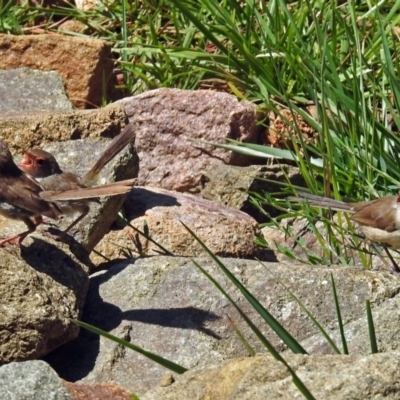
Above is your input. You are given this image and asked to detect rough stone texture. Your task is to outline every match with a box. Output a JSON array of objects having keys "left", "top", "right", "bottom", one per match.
[
  {"left": 0, "top": 239, "right": 90, "bottom": 364},
  {"left": 0, "top": 34, "right": 119, "bottom": 108},
  {"left": 0, "top": 137, "right": 139, "bottom": 253},
  {"left": 117, "top": 89, "right": 264, "bottom": 192},
  {"left": 0, "top": 102, "right": 128, "bottom": 154},
  {"left": 0, "top": 67, "right": 73, "bottom": 112},
  {"left": 75, "top": 0, "right": 100, "bottom": 10},
  {"left": 43, "top": 256, "right": 400, "bottom": 394},
  {"left": 142, "top": 353, "right": 400, "bottom": 400},
  {"left": 301, "top": 291, "right": 400, "bottom": 355},
  {"left": 58, "top": 20, "right": 90, "bottom": 35},
  {"left": 159, "top": 372, "right": 175, "bottom": 387},
  {"left": 265, "top": 108, "right": 318, "bottom": 149},
  {"left": 62, "top": 381, "right": 131, "bottom": 400},
  {"left": 0, "top": 360, "right": 73, "bottom": 400},
  {"left": 91, "top": 187, "right": 262, "bottom": 264},
  {"left": 200, "top": 163, "right": 304, "bottom": 220}
]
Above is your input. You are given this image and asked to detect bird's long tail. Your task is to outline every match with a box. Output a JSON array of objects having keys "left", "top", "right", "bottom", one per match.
[
  {"left": 39, "top": 178, "right": 135, "bottom": 201},
  {"left": 83, "top": 123, "right": 135, "bottom": 183},
  {"left": 288, "top": 191, "right": 353, "bottom": 212}
]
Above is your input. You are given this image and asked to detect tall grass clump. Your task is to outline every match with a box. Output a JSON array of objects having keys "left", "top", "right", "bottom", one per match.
[{"left": 150, "top": 0, "right": 400, "bottom": 266}]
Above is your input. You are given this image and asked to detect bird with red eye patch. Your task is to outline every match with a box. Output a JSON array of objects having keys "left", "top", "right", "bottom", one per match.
[
  {"left": 0, "top": 140, "right": 61, "bottom": 246},
  {"left": 18, "top": 148, "right": 135, "bottom": 240}
]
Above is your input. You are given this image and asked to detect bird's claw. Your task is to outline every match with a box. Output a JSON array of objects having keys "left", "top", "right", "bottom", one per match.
[{"left": 42, "top": 231, "right": 66, "bottom": 242}]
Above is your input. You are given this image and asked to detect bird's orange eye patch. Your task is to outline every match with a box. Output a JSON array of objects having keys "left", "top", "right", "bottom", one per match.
[{"left": 18, "top": 155, "right": 32, "bottom": 167}]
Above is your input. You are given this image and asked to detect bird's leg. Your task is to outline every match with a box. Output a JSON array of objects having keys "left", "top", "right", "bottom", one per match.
[
  {"left": 44, "top": 206, "right": 90, "bottom": 241},
  {"left": 0, "top": 217, "right": 41, "bottom": 247},
  {"left": 382, "top": 245, "right": 400, "bottom": 274},
  {"left": 370, "top": 242, "right": 400, "bottom": 275},
  {"left": 38, "top": 213, "right": 63, "bottom": 229}
]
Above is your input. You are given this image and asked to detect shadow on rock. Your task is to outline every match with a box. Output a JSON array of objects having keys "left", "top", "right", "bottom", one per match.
[
  {"left": 125, "top": 187, "right": 181, "bottom": 219},
  {"left": 43, "top": 261, "right": 222, "bottom": 381},
  {"left": 122, "top": 307, "right": 221, "bottom": 339},
  {"left": 20, "top": 237, "right": 89, "bottom": 292},
  {"left": 39, "top": 227, "right": 97, "bottom": 269}
]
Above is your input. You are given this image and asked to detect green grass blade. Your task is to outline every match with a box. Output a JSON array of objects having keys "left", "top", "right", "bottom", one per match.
[
  {"left": 330, "top": 274, "right": 348, "bottom": 354},
  {"left": 71, "top": 319, "right": 188, "bottom": 374},
  {"left": 366, "top": 300, "right": 378, "bottom": 354},
  {"left": 260, "top": 261, "right": 342, "bottom": 354},
  {"left": 191, "top": 260, "right": 315, "bottom": 400},
  {"left": 226, "top": 314, "right": 256, "bottom": 357},
  {"left": 187, "top": 137, "right": 300, "bottom": 161},
  {"left": 182, "top": 222, "right": 307, "bottom": 354}
]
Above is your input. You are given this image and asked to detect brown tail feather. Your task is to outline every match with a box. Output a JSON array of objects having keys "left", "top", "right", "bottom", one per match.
[
  {"left": 288, "top": 191, "right": 352, "bottom": 212},
  {"left": 83, "top": 124, "right": 135, "bottom": 183},
  {"left": 40, "top": 179, "right": 135, "bottom": 201}
]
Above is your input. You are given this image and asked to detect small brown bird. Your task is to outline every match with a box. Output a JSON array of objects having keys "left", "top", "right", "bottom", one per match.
[
  {"left": 18, "top": 148, "right": 134, "bottom": 239},
  {"left": 288, "top": 191, "right": 400, "bottom": 248},
  {"left": 0, "top": 140, "right": 61, "bottom": 246}
]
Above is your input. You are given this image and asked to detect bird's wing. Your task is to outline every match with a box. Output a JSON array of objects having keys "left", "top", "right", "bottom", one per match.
[
  {"left": 351, "top": 197, "right": 398, "bottom": 232},
  {"left": 0, "top": 175, "right": 60, "bottom": 219},
  {"left": 39, "top": 172, "right": 87, "bottom": 192}
]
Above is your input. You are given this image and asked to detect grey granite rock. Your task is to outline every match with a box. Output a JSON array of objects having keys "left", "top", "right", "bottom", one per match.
[
  {"left": 0, "top": 239, "right": 90, "bottom": 364},
  {"left": 0, "top": 360, "right": 73, "bottom": 400},
  {"left": 44, "top": 256, "right": 400, "bottom": 395},
  {"left": 0, "top": 67, "right": 73, "bottom": 112}
]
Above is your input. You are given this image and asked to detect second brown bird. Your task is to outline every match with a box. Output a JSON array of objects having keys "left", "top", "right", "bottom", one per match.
[
  {"left": 288, "top": 191, "right": 400, "bottom": 248},
  {"left": 18, "top": 148, "right": 134, "bottom": 239}
]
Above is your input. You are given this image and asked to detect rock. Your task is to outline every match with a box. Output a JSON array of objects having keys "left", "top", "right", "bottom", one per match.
[
  {"left": 43, "top": 256, "right": 400, "bottom": 394},
  {"left": 301, "top": 290, "right": 400, "bottom": 355},
  {"left": 62, "top": 380, "right": 131, "bottom": 400},
  {"left": 0, "top": 34, "right": 119, "bottom": 108},
  {"left": 142, "top": 353, "right": 400, "bottom": 400},
  {"left": 0, "top": 102, "right": 128, "bottom": 154},
  {"left": 265, "top": 108, "right": 318, "bottom": 148},
  {"left": 58, "top": 20, "right": 90, "bottom": 35},
  {"left": 0, "top": 68, "right": 73, "bottom": 112},
  {"left": 75, "top": 0, "right": 102, "bottom": 11},
  {"left": 91, "top": 187, "right": 262, "bottom": 264},
  {"left": 159, "top": 373, "right": 175, "bottom": 387},
  {"left": 199, "top": 163, "right": 304, "bottom": 220},
  {"left": 0, "top": 360, "right": 73, "bottom": 400},
  {"left": 0, "top": 241, "right": 90, "bottom": 363},
  {"left": 262, "top": 216, "right": 330, "bottom": 262},
  {"left": 117, "top": 89, "right": 265, "bottom": 192}
]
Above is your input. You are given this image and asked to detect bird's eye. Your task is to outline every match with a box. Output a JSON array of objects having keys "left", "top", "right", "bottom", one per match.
[{"left": 37, "top": 158, "right": 45, "bottom": 165}]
